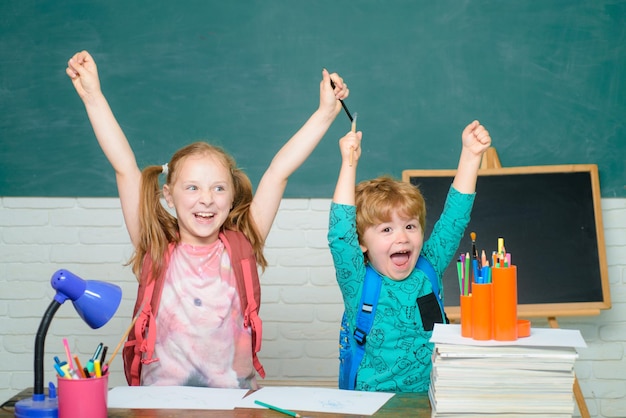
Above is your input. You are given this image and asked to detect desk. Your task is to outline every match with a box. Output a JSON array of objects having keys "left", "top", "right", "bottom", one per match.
[{"left": 1, "top": 388, "right": 431, "bottom": 417}]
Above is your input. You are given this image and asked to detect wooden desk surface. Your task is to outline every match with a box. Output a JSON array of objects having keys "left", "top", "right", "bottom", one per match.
[{"left": 1, "top": 388, "right": 431, "bottom": 418}]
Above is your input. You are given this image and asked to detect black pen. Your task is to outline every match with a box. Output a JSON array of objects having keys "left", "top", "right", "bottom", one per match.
[
  {"left": 329, "top": 78, "right": 353, "bottom": 122},
  {"left": 100, "top": 345, "right": 108, "bottom": 365}
]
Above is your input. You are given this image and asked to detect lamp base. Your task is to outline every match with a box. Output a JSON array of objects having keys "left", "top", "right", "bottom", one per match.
[{"left": 14, "top": 395, "right": 58, "bottom": 418}]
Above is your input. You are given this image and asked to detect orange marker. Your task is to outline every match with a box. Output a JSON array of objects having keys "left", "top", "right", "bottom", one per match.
[{"left": 73, "top": 356, "right": 86, "bottom": 378}]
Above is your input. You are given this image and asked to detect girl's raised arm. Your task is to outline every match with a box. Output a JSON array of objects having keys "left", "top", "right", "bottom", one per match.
[
  {"left": 67, "top": 51, "right": 142, "bottom": 246},
  {"left": 251, "top": 69, "right": 349, "bottom": 239}
]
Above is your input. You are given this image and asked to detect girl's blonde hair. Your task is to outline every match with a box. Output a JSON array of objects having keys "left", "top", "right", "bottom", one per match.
[
  {"left": 355, "top": 175, "right": 426, "bottom": 245},
  {"left": 130, "top": 142, "right": 267, "bottom": 282}
]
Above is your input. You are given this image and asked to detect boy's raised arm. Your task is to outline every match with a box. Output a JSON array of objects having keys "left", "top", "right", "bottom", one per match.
[
  {"left": 452, "top": 120, "right": 492, "bottom": 194},
  {"left": 332, "top": 130, "right": 362, "bottom": 206}
]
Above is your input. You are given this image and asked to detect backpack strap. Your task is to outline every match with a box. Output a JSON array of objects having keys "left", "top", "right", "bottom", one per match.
[
  {"left": 340, "top": 264, "right": 382, "bottom": 390},
  {"left": 220, "top": 229, "right": 265, "bottom": 379},
  {"left": 353, "top": 266, "right": 382, "bottom": 347},
  {"left": 126, "top": 280, "right": 157, "bottom": 386},
  {"left": 123, "top": 244, "right": 173, "bottom": 386},
  {"left": 416, "top": 255, "right": 447, "bottom": 323},
  {"left": 339, "top": 255, "right": 444, "bottom": 390}
]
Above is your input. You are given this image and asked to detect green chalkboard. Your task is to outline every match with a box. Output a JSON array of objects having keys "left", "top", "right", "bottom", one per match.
[
  {"left": 1, "top": 1, "right": 625, "bottom": 197},
  {"left": 403, "top": 164, "right": 611, "bottom": 319}
]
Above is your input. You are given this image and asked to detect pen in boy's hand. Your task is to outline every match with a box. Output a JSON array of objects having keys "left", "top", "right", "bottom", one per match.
[
  {"left": 329, "top": 78, "right": 353, "bottom": 122},
  {"left": 349, "top": 113, "right": 358, "bottom": 167}
]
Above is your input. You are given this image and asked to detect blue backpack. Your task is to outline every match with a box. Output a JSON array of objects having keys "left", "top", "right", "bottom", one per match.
[{"left": 338, "top": 255, "right": 446, "bottom": 390}]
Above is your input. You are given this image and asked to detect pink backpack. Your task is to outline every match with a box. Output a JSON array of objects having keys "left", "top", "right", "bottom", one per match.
[{"left": 122, "top": 229, "right": 265, "bottom": 386}]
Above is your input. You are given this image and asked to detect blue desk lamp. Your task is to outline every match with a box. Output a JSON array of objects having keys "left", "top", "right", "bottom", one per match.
[{"left": 14, "top": 270, "right": 122, "bottom": 418}]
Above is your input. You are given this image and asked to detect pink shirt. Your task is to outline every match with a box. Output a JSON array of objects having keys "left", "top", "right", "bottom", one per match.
[{"left": 141, "top": 239, "right": 257, "bottom": 388}]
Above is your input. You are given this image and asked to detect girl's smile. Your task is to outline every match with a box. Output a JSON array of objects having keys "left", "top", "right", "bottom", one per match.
[{"left": 164, "top": 154, "right": 235, "bottom": 246}]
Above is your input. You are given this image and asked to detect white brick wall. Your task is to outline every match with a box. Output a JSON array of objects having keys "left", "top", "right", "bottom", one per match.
[{"left": 1, "top": 197, "right": 625, "bottom": 417}]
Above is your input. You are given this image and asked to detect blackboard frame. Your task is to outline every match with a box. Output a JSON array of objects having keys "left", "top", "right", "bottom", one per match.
[{"left": 402, "top": 164, "right": 611, "bottom": 320}]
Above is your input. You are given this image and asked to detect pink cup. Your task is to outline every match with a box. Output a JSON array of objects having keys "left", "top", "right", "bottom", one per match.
[{"left": 57, "top": 374, "right": 108, "bottom": 418}]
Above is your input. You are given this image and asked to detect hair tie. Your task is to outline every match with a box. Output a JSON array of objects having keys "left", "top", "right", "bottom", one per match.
[{"left": 161, "top": 163, "right": 168, "bottom": 175}]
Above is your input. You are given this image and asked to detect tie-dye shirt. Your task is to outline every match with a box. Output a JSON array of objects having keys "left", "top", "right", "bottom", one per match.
[
  {"left": 328, "top": 185, "right": 474, "bottom": 392},
  {"left": 141, "top": 238, "right": 257, "bottom": 389}
]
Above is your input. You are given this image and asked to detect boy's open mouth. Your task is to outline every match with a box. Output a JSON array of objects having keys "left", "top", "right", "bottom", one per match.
[{"left": 390, "top": 251, "right": 411, "bottom": 267}]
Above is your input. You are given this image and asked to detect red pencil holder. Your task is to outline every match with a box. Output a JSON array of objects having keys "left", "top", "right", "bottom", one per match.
[{"left": 58, "top": 374, "right": 108, "bottom": 418}]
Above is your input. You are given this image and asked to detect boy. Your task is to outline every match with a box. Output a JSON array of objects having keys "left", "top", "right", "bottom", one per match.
[{"left": 328, "top": 121, "right": 491, "bottom": 392}]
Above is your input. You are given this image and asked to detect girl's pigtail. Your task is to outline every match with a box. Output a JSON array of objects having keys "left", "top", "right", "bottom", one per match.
[
  {"left": 130, "top": 165, "right": 178, "bottom": 282},
  {"left": 226, "top": 167, "right": 267, "bottom": 270}
]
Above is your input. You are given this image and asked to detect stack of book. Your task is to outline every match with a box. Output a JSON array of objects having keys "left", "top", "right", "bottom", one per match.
[{"left": 429, "top": 324, "right": 586, "bottom": 418}]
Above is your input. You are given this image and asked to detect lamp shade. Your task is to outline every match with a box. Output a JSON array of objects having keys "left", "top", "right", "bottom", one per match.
[{"left": 51, "top": 269, "right": 122, "bottom": 328}]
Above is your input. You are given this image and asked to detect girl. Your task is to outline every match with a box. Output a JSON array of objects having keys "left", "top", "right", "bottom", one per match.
[{"left": 66, "top": 50, "right": 349, "bottom": 389}]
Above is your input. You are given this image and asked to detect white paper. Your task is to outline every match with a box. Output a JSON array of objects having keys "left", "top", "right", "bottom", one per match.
[
  {"left": 430, "top": 324, "right": 587, "bottom": 348},
  {"left": 107, "top": 386, "right": 248, "bottom": 410},
  {"left": 237, "top": 386, "right": 395, "bottom": 416}
]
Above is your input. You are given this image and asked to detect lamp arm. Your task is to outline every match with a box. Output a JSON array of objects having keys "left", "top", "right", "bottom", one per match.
[{"left": 34, "top": 299, "right": 62, "bottom": 397}]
